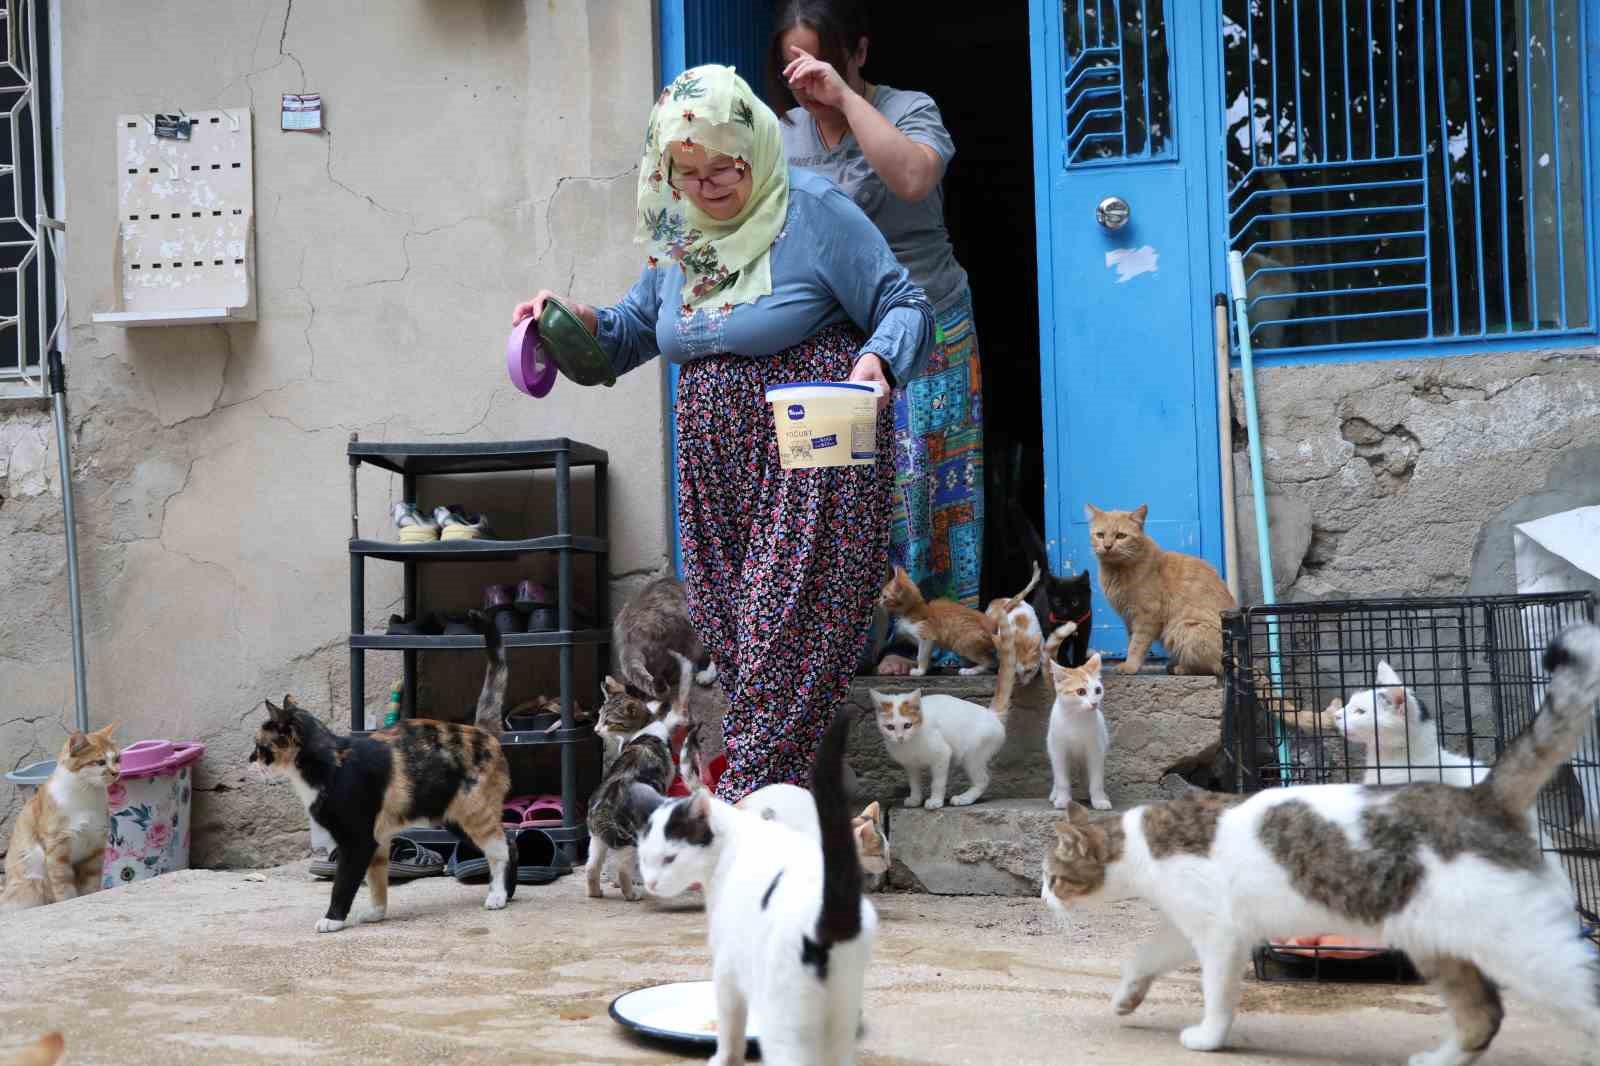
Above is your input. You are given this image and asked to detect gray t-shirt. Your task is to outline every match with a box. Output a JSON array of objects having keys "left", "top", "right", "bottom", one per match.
[{"left": 783, "top": 86, "right": 968, "bottom": 312}]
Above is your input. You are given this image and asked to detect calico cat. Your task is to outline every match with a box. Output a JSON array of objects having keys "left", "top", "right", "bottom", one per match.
[
  {"left": 1041, "top": 623, "right": 1600, "bottom": 1061},
  {"left": 1324, "top": 662, "right": 1490, "bottom": 787},
  {"left": 1087, "top": 503, "right": 1234, "bottom": 676},
  {"left": 1009, "top": 498, "right": 1094, "bottom": 668},
  {"left": 680, "top": 728, "right": 893, "bottom": 892},
  {"left": 0, "top": 723, "right": 121, "bottom": 912},
  {"left": 879, "top": 566, "right": 999, "bottom": 676},
  {"left": 635, "top": 712, "right": 876, "bottom": 1066},
  {"left": 870, "top": 622, "right": 1018, "bottom": 809},
  {"left": 585, "top": 653, "right": 692, "bottom": 900},
  {"left": 614, "top": 576, "right": 716, "bottom": 698},
  {"left": 1043, "top": 624, "right": 1111, "bottom": 811},
  {"left": 250, "top": 616, "right": 514, "bottom": 932}
]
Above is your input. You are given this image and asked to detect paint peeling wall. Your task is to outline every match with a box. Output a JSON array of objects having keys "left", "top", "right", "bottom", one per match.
[{"left": 0, "top": 1, "right": 669, "bottom": 867}]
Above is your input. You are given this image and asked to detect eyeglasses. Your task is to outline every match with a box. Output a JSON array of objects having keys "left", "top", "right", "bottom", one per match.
[{"left": 668, "top": 161, "right": 746, "bottom": 194}]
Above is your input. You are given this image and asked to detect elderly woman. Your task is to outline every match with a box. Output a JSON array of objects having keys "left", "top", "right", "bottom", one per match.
[{"left": 513, "top": 65, "right": 932, "bottom": 802}]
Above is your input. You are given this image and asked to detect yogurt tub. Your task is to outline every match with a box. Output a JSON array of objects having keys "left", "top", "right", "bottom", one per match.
[{"left": 763, "top": 381, "right": 884, "bottom": 470}]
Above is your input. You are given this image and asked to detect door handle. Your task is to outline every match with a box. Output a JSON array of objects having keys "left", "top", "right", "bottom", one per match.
[{"left": 1096, "top": 196, "right": 1131, "bottom": 231}]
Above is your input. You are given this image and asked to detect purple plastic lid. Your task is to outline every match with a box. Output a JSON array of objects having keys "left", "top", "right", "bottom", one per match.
[
  {"left": 118, "top": 739, "right": 206, "bottom": 780},
  {"left": 507, "top": 316, "right": 558, "bottom": 399}
]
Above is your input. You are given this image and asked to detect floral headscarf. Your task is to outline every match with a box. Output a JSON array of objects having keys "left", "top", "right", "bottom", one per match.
[{"left": 637, "top": 64, "right": 788, "bottom": 313}]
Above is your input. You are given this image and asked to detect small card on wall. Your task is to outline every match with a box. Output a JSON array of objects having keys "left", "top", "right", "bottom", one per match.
[
  {"left": 153, "top": 113, "right": 192, "bottom": 140},
  {"left": 281, "top": 93, "right": 322, "bottom": 131}
]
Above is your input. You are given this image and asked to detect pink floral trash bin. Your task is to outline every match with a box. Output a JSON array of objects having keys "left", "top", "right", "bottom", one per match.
[{"left": 102, "top": 740, "right": 205, "bottom": 890}]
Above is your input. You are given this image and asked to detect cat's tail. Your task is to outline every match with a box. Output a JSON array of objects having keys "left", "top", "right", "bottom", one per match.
[
  {"left": 1482, "top": 623, "right": 1600, "bottom": 814},
  {"left": 989, "top": 611, "right": 1020, "bottom": 724},
  {"left": 470, "top": 610, "right": 508, "bottom": 734},
  {"left": 678, "top": 724, "right": 705, "bottom": 792},
  {"left": 1013, "top": 561, "right": 1042, "bottom": 606},
  {"left": 811, "top": 710, "right": 864, "bottom": 956}
]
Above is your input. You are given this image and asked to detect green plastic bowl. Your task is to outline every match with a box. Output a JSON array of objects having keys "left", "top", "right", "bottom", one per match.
[{"left": 539, "top": 297, "right": 615, "bottom": 388}]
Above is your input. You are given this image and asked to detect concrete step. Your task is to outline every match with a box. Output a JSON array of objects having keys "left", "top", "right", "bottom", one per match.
[{"left": 844, "top": 670, "right": 1224, "bottom": 810}]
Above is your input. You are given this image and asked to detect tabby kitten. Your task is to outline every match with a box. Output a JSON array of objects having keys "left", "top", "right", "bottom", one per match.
[
  {"left": 0, "top": 723, "right": 121, "bottom": 912},
  {"left": 1087, "top": 503, "right": 1234, "bottom": 676},
  {"left": 1010, "top": 499, "right": 1094, "bottom": 667},
  {"left": 613, "top": 576, "right": 716, "bottom": 698},
  {"left": 586, "top": 653, "right": 692, "bottom": 900},
  {"left": 249, "top": 617, "right": 514, "bottom": 932},
  {"left": 1041, "top": 623, "right": 1600, "bottom": 1061}
]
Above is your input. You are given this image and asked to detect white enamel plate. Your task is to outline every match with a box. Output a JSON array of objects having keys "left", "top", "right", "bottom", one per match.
[{"left": 609, "top": 980, "right": 762, "bottom": 1055}]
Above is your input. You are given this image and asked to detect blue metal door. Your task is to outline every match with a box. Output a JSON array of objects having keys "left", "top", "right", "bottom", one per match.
[
  {"left": 660, "top": 1, "right": 774, "bottom": 574},
  {"left": 1029, "top": 0, "right": 1223, "bottom": 657}
]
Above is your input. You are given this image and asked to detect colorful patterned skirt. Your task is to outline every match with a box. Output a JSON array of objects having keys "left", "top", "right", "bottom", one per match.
[
  {"left": 676, "top": 323, "right": 893, "bottom": 803},
  {"left": 891, "top": 289, "right": 984, "bottom": 608}
]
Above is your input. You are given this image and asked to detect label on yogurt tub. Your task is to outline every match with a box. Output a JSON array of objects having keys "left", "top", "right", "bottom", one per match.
[{"left": 765, "top": 381, "right": 882, "bottom": 470}]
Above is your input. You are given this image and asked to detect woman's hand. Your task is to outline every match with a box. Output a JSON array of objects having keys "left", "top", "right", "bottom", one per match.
[
  {"left": 848, "top": 353, "right": 893, "bottom": 413},
  {"left": 784, "top": 47, "right": 856, "bottom": 112},
  {"left": 511, "top": 290, "right": 598, "bottom": 335}
]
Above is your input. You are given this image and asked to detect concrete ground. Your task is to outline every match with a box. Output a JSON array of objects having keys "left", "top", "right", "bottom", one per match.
[{"left": 0, "top": 865, "right": 1589, "bottom": 1065}]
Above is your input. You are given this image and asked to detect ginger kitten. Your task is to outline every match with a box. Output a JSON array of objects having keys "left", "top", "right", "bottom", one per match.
[
  {"left": 1, "top": 722, "right": 121, "bottom": 912},
  {"left": 1086, "top": 503, "right": 1234, "bottom": 676},
  {"left": 1041, "top": 623, "right": 1600, "bottom": 1061},
  {"left": 1043, "top": 622, "right": 1110, "bottom": 811},
  {"left": 879, "top": 566, "right": 998, "bottom": 676}
]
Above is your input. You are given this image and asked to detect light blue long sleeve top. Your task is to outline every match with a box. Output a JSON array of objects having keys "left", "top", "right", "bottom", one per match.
[{"left": 594, "top": 168, "right": 934, "bottom": 385}]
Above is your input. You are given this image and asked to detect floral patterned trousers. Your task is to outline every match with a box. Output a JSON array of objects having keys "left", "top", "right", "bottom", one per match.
[{"left": 676, "top": 323, "right": 892, "bottom": 803}]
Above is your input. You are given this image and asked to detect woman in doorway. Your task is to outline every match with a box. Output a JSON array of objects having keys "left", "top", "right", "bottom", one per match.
[
  {"left": 512, "top": 65, "right": 932, "bottom": 803},
  {"left": 772, "top": 0, "right": 982, "bottom": 674}
]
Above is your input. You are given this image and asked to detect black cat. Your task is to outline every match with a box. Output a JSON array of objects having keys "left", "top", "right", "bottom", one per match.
[{"left": 1008, "top": 500, "right": 1093, "bottom": 668}]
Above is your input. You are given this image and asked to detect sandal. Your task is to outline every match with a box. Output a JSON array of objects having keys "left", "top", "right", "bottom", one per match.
[
  {"left": 502, "top": 793, "right": 565, "bottom": 828},
  {"left": 309, "top": 837, "right": 447, "bottom": 881},
  {"left": 446, "top": 830, "right": 520, "bottom": 900},
  {"left": 511, "top": 827, "right": 571, "bottom": 885}
]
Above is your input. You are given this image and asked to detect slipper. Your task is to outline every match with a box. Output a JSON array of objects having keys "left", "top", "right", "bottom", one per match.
[
  {"left": 309, "top": 837, "right": 448, "bottom": 881},
  {"left": 446, "top": 830, "right": 520, "bottom": 900},
  {"left": 503, "top": 793, "right": 566, "bottom": 829},
  {"left": 511, "top": 827, "right": 572, "bottom": 885}
]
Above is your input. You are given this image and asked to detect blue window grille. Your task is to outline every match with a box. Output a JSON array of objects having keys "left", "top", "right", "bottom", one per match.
[
  {"left": 1063, "top": 0, "right": 1174, "bottom": 165},
  {"left": 1222, "top": 0, "right": 1592, "bottom": 354}
]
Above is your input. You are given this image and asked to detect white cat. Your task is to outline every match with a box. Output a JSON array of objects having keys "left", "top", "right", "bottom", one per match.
[
  {"left": 870, "top": 686, "right": 1009, "bottom": 810},
  {"left": 1045, "top": 634, "right": 1111, "bottom": 812},
  {"left": 636, "top": 713, "right": 876, "bottom": 1066},
  {"left": 1326, "top": 662, "right": 1490, "bottom": 787},
  {"left": 1041, "top": 624, "right": 1600, "bottom": 1062}
]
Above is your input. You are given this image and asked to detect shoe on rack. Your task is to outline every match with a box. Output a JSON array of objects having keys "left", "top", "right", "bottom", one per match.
[
  {"left": 483, "top": 584, "right": 525, "bottom": 635},
  {"left": 391, "top": 502, "right": 440, "bottom": 543},
  {"left": 434, "top": 504, "right": 492, "bottom": 541},
  {"left": 386, "top": 613, "right": 443, "bottom": 636}
]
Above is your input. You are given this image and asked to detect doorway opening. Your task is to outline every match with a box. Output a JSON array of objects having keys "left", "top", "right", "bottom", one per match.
[{"left": 863, "top": 2, "right": 1043, "bottom": 602}]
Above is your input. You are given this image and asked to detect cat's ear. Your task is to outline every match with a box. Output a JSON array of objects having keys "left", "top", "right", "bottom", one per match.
[
  {"left": 92, "top": 719, "right": 121, "bottom": 742},
  {"left": 602, "top": 675, "right": 626, "bottom": 697},
  {"left": 1375, "top": 662, "right": 1405, "bottom": 707},
  {"left": 282, "top": 694, "right": 300, "bottom": 710},
  {"left": 1048, "top": 659, "right": 1069, "bottom": 684},
  {"left": 1322, "top": 696, "right": 1344, "bottom": 720},
  {"left": 1071, "top": 570, "right": 1091, "bottom": 588},
  {"left": 265, "top": 699, "right": 295, "bottom": 727},
  {"left": 1084, "top": 653, "right": 1102, "bottom": 674},
  {"left": 1131, "top": 504, "right": 1148, "bottom": 526},
  {"left": 66, "top": 731, "right": 91, "bottom": 758},
  {"left": 1083, "top": 503, "right": 1102, "bottom": 520},
  {"left": 860, "top": 801, "right": 881, "bottom": 826},
  {"left": 688, "top": 787, "right": 714, "bottom": 823}
]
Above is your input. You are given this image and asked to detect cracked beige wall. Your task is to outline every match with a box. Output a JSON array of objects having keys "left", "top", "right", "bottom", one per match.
[{"left": 1, "top": 1, "right": 669, "bottom": 867}]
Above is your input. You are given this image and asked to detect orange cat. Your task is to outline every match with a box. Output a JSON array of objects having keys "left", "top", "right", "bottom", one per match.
[
  {"left": 1, "top": 724, "right": 121, "bottom": 912},
  {"left": 1087, "top": 503, "right": 1235, "bottom": 676},
  {"left": 879, "top": 566, "right": 999, "bottom": 676}
]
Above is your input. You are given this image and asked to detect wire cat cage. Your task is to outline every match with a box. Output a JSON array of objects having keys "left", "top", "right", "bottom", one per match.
[{"left": 1222, "top": 592, "right": 1600, "bottom": 978}]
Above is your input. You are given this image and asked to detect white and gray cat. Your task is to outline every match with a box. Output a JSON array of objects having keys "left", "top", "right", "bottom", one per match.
[
  {"left": 636, "top": 713, "right": 876, "bottom": 1065},
  {"left": 1324, "top": 661, "right": 1490, "bottom": 787},
  {"left": 1042, "top": 623, "right": 1600, "bottom": 1062}
]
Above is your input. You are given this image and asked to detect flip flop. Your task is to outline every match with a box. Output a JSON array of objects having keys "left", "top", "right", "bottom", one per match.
[
  {"left": 309, "top": 837, "right": 447, "bottom": 881},
  {"left": 446, "top": 831, "right": 520, "bottom": 900},
  {"left": 511, "top": 827, "right": 572, "bottom": 885}
]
